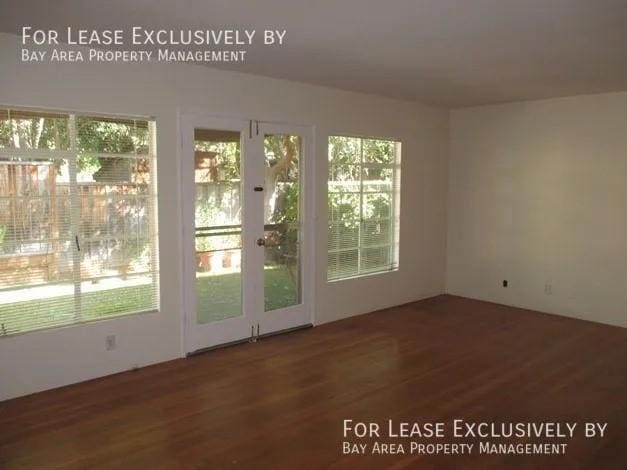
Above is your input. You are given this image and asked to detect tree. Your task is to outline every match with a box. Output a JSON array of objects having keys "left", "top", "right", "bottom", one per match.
[
  {"left": 264, "top": 135, "right": 299, "bottom": 223},
  {"left": 0, "top": 113, "right": 68, "bottom": 265}
]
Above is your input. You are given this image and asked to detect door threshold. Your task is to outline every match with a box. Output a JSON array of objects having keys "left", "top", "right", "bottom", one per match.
[
  {"left": 187, "top": 323, "right": 313, "bottom": 357},
  {"left": 187, "top": 337, "right": 251, "bottom": 356},
  {"left": 258, "top": 323, "right": 313, "bottom": 340}
]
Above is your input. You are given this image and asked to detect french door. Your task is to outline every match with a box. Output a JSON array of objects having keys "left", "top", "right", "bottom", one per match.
[{"left": 181, "top": 114, "right": 313, "bottom": 353}]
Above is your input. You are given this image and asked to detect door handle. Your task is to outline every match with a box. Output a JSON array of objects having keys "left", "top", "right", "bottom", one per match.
[{"left": 256, "top": 238, "right": 266, "bottom": 246}]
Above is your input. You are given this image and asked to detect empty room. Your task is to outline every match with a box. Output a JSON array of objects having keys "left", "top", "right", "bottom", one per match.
[{"left": 0, "top": 1, "right": 626, "bottom": 468}]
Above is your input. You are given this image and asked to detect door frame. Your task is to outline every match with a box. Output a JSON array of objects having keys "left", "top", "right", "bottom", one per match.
[{"left": 180, "top": 112, "right": 316, "bottom": 354}]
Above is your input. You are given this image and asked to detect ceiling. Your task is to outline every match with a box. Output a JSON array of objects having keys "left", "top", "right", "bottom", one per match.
[{"left": 2, "top": 0, "right": 627, "bottom": 107}]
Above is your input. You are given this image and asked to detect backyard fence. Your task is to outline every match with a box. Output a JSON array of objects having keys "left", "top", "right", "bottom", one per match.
[{"left": 0, "top": 161, "right": 151, "bottom": 288}]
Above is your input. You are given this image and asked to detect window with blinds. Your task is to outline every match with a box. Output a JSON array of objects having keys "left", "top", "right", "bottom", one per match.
[
  {"left": 328, "top": 135, "right": 400, "bottom": 281},
  {"left": 0, "top": 108, "right": 159, "bottom": 336}
]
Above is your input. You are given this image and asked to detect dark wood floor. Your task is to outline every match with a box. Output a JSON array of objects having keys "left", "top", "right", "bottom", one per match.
[{"left": 1, "top": 295, "right": 625, "bottom": 469}]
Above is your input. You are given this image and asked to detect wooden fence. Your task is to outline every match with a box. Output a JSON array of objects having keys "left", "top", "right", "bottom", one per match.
[{"left": 0, "top": 162, "right": 148, "bottom": 287}]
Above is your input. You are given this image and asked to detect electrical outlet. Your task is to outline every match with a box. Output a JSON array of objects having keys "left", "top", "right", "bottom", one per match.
[
  {"left": 544, "top": 284, "right": 553, "bottom": 295},
  {"left": 105, "top": 335, "right": 116, "bottom": 351},
  {"left": 503, "top": 280, "right": 508, "bottom": 288}
]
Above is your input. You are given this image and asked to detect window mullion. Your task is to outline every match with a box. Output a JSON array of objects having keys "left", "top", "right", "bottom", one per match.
[
  {"left": 358, "top": 139, "right": 364, "bottom": 275},
  {"left": 148, "top": 121, "right": 159, "bottom": 305},
  {"left": 68, "top": 114, "right": 82, "bottom": 321},
  {"left": 391, "top": 142, "right": 400, "bottom": 268}
]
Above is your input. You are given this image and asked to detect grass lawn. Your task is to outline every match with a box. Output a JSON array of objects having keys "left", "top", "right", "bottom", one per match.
[
  {"left": 0, "top": 267, "right": 298, "bottom": 335},
  {"left": 196, "top": 266, "right": 299, "bottom": 323},
  {"left": 0, "top": 285, "right": 155, "bottom": 335}
]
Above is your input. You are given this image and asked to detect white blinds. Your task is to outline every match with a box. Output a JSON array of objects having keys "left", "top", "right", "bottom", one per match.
[
  {"left": 0, "top": 109, "right": 159, "bottom": 336},
  {"left": 327, "top": 136, "right": 401, "bottom": 281}
]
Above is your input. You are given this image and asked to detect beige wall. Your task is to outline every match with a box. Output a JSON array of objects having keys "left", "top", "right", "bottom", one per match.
[
  {"left": 447, "top": 91, "right": 627, "bottom": 327},
  {"left": 0, "top": 33, "right": 449, "bottom": 400}
]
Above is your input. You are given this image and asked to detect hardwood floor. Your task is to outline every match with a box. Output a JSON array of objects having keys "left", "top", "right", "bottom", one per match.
[{"left": 1, "top": 295, "right": 625, "bottom": 469}]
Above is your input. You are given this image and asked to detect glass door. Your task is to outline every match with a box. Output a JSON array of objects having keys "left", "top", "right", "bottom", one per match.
[
  {"left": 182, "top": 116, "right": 312, "bottom": 353},
  {"left": 182, "top": 116, "right": 254, "bottom": 352},
  {"left": 255, "top": 122, "right": 312, "bottom": 336}
]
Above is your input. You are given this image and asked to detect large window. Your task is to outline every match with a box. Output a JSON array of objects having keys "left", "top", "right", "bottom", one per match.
[
  {"left": 0, "top": 108, "right": 158, "bottom": 336},
  {"left": 328, "top": 136, "right": 400, "bottom": 281}
]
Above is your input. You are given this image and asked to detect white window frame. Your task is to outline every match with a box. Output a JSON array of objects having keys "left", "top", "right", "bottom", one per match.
[
  {"left": 0, "top": 107, "right": 159, "bottom": 336},
  {"left": 327, "top": 135, "right": 401, "bottom": 282}
]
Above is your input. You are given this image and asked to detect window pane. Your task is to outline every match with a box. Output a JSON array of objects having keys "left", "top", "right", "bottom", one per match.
[
  {"left": 363, "top": 193, "right": 391, "bottom": 219},
  {"left": 361, "top": 246, "right": 392, "bottom": 271},
  {"left": 76, "top": 155, "right": 151, "bottom": 185},
  {"left": 0, "top": 293, "right": 77, "bottom": 335},
  {"left": 329, "top": 193, "right": 360, "bottom": 221},
  {"left": 0, "top": 158, "right": 71, "bottom": 269},
  {"left": 328, "top": 221, "right": 360, "bottom": 251},
  {"left": 328, "top": 249, "right": 358, "bottom": 280},
  {"left": 77, "top": 116, "right": 149, "bottom": 155},
  {"left": 0, "top": 158, "right": 76, "bottom": 335},
  {"left": 329, "top": 163, "right": 360, "bottom": 184},
  {"left": 80, "top": 274, "right": 156, "bottom": 319},
  {"left": 362, "top": 166, "right": 393, "bottom": 192},
  {"left": 361, "top": 220, "right": 391, "bottom": 247},
  {"left": 328, "top": 136, "right": 361, "bottom": 164},
  {"left": 0, "top": 109, "right": 70, "bottom": 150},
  {"left": 76, "top": 149, "right": 157, "bottom": 319},
  {"left": 363, "top": 139, "right": 395, "bottom": 164}
]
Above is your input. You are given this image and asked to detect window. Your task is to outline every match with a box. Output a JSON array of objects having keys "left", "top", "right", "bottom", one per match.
[
  {"left": 328, "top": 135, "right": 400, "bottom": 281},
  {"left": 0, "top": 108, "right": 158, "bottom": 335}
]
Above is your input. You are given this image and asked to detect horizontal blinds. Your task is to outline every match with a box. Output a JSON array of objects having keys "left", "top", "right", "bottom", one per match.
[
  {"left": 0, "top": 109, "right": 158, "bottom": 336},
  {"left": 327, "top": 136, "right": 400, "bottom": 281}
]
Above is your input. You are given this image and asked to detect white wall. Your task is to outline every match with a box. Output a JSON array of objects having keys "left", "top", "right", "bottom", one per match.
[
  {"left": 447, "top": 91, "right": 627, "bottom": 327},
  {"left": 0, "top": 33, "right": 449, "bottom": 400}
]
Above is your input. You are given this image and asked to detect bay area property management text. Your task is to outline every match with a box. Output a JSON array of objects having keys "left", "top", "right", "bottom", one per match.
[
  {"left": 341, "top": 419, "right": 608, "bottom": 456},
  {"left": 20, "top": 27, "right": 287, "bottom": 63}
]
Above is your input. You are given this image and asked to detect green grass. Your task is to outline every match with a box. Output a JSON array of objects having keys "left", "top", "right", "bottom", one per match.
[
  {"left": 0, "top": 285, "right": 155, "bottom": 335},
  {"left": 263, "top": 266, "right": 299, "bottom": 311},
  {"left": 196, "top": 266, "right": 299, "bottom": 323},
  {"left": 0, "top": 267, "right": 298, "bottom": 335}
]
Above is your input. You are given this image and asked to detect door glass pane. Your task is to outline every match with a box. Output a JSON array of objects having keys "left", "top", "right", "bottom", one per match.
[
  {"left": 194, "top": 129, "right": 242, "bottom": 323},
  {"left": 263, "top": 134, "right": 301, "bottom": 311}
]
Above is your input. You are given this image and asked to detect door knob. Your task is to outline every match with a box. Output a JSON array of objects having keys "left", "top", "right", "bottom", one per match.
[{"left": 256, "top": 238, "right": 266, "bottom": 246}]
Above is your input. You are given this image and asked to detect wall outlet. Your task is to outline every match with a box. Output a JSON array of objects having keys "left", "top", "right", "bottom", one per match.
[
  {"left": 502, "top": 280, "right": 508, "bottom": 288},
  {"left": 544, "top": 284, "right": 553, "bottom": 295},
  {"left": 105, "top": 335, "right": 116, "bottom": 351}
]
